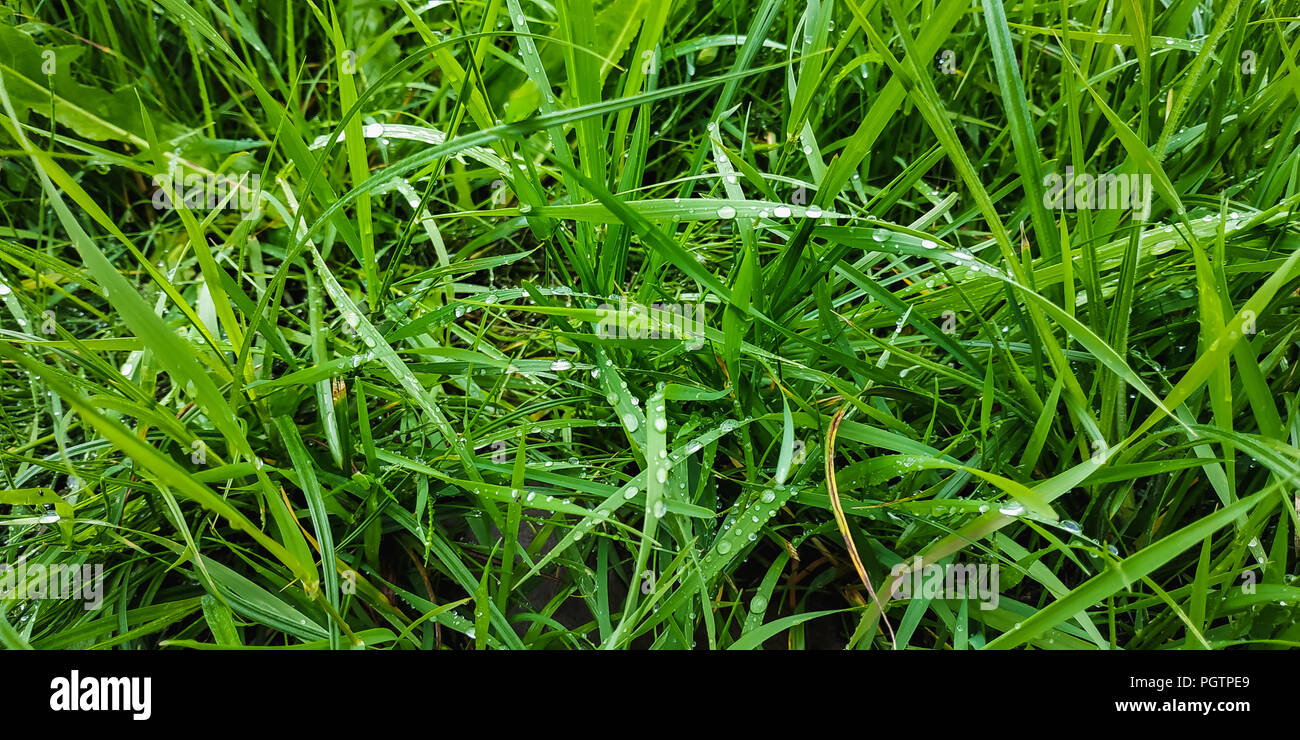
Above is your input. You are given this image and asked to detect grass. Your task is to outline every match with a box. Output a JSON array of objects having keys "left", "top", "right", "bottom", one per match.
[{"left": 0, "top": 0, "right": 1298, "bottom": 650}]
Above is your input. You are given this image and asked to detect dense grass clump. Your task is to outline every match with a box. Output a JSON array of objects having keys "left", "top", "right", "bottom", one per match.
[{"left": 1, "top": 0, "right": 1298, "bottom": 650}]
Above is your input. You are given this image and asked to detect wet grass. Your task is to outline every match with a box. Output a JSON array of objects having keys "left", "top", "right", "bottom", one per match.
[{"left": 0, "top": 0, "right": 1298, "bottom": 649}]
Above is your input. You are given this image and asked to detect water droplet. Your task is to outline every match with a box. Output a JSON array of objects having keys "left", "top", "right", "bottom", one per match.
[
  {"left": 622, "top": 413, "right": 640, "bottom": 431},
  {"left": 806, "top": 206, "right": 823, "bottom": 219},
  {"left": 773, "top": 206, "right": 792, "bottom": 218},
  {"left": 717, "top": 540, "right": 733, "bottom": 554},
  {"left": 624, "top": 486, "right": 639, "bottom": 500},
  {"left": 921, "top": 239, "right": 938, "bottom": 249},
  {"left": 653, "top": 417, "right": 668, "bottom": 433},
  {"left": 998, "top": 502, "right": 1025, "bottom": 516},
  {"left": 872, "top": 229, "right": 889, "bottom": 242},
  {"left": 653, "top": 500, "right": 667, "bottom": 518},
  {"left": 717, "top": 205, "right": 736, "bottom": 219},
  {"left": 1060, "top": 519, "right": 1082, "bottom": 535},
  {"left": 550, "top": 359, "right": 572, "bottom": 371},
  {"left": 761, "top": 489, "right": 775, "bottom": 503},
  {"left": 750, "top": 595, "right": 768, "bottom": 612}
]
